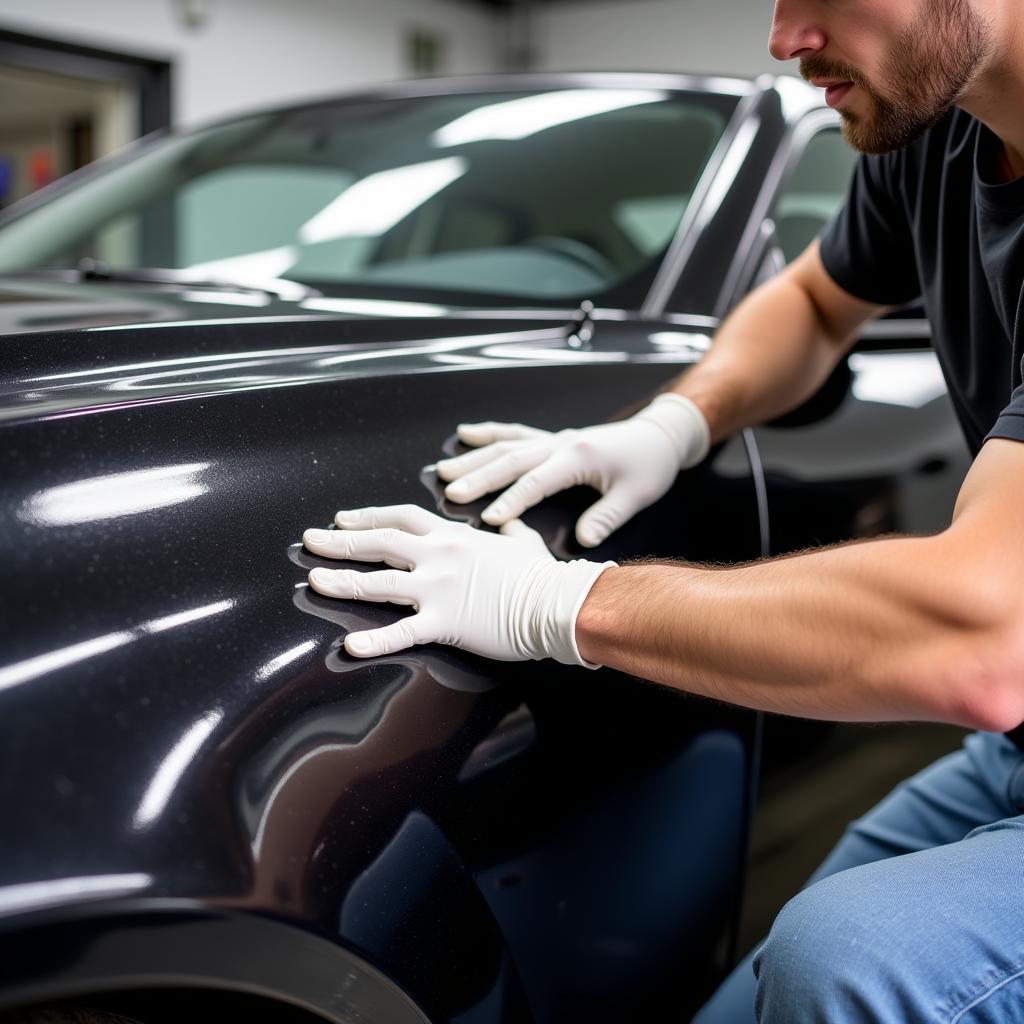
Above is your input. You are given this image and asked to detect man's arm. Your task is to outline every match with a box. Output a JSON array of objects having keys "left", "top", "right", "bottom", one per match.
[
  {"left": 671, "top": 239, "right": 890, "bottom": 442},
  {"left": 302, "top": 439, "right": 1023, "bottom": 728},
  {"left": 576, "top": 438, "right": 1024, "bottom": 733},
  {"left": 436, "top": 240, "right": 890, "bottom": 546}
]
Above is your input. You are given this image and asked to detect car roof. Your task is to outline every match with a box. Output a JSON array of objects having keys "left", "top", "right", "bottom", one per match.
[{"left": 191, "top": 71, "right": 820, "bottom": 134}]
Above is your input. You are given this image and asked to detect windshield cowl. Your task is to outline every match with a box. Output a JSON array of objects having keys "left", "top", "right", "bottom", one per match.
[{"left": 14, "top": 258, "right": 319, "bottom": 303}]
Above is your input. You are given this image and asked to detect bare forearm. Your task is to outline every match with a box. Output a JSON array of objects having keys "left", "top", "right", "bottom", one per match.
[
  {"left": 663, "top": 251, "right": 868, "bottom": 444},
  {"left": 576, "top": 531, "right": 1021, "bottom": 731}
]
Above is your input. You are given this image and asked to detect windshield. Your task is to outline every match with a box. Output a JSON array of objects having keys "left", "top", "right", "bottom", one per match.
[{"left": 0, "top": 87, "right": 734, "bottom": 307}]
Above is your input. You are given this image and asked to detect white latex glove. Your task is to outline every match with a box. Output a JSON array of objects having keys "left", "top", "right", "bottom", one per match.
[
  {"left": 303, "top": 505, "right": 616, "bottom": 665},
  {"left": 436, "top": 394, "right": 710, "bottom": 548}
]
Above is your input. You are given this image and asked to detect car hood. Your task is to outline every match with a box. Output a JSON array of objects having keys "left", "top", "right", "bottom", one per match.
[
  {"left": 0, "top": 276, "right": 648, "bottom": 430},
  {"left": 0, "top": 275, "right": 576, "bottom": 337}
]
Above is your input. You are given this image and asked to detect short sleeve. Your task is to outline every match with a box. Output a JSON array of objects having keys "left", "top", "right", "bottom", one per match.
[
  {"left": 818, "top": 153, "right": 921, "bottom": 306},
  {"left": 984, "top": 374, "right": 1024, "bottom": 445}
]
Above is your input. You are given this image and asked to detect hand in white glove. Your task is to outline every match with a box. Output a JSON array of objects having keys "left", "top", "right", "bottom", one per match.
[
  {"left": 303, "top": 505, "right": 616, "bottom": 665},
  {"left": 436, "top": 394, "right": 710, "bottom": 548}
]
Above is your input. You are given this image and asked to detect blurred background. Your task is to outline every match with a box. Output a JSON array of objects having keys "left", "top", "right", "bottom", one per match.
[
  {"left": 0, "top": 0, "right": 774, "bottom": 207},
  {"left": 0, "top": 0, "right": 968, "bottom": 962}
]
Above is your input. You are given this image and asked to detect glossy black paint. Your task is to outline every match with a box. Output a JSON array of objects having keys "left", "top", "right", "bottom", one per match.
[
  {"left": 0, "top": 73, "right": 968, "bottom": 1023},
  {"left": 0, "top": 297, "right": 762, "bottom": 1021}
]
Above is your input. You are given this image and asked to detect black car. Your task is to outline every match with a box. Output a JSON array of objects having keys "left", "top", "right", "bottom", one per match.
[{"left": 0, "top": 73, "right": 970, "bottom": 1023}]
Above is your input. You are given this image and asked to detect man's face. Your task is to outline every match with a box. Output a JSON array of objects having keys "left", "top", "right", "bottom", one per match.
[{"left": 772, "top": 0, "right": 992, "bottom": 154}]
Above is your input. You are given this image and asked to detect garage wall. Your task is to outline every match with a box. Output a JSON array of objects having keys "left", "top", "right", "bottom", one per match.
[
  {"left": 530, "top": 0, "right": 781, "bottom": 79},
  {"left": 0, "top": 0, "right": 503, "bottom": 127}
]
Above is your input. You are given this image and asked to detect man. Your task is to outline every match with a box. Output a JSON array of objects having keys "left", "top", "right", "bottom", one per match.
[{"left": 302, "top": 0, "right": 1024, "bottom": 1018}]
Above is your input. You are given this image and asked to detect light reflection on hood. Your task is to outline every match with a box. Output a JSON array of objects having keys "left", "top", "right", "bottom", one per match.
[
  {"left": 132, "top": 708, "right": 225, "bottom": 831},
  {"left": 0, "top": 599, "right": 234, "bottom": 692},
  {"left": 18, "top": 462, "right": 212, "bottom": 526},
  {"left": 0, "top": 873, "right": 152, "bottom": 915}
]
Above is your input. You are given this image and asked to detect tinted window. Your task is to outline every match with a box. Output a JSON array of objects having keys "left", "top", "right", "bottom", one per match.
[
  {"left": 774, "top": 127, "right": 857, "bottom": 264},
  {"left": 0, "top": 89, "right": 734, "bottom": 306}
]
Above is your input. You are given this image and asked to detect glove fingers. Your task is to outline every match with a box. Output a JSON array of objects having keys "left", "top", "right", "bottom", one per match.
[
  {"left": 436, "top": 441, "right": 513, "bottom": 483},
  {"left": 345, "top": 615, "right": 427, "bottom": 658},
  {"left": 444, "top": 444, "right": 550, "bottom": 504},
  {"left": 499, "top": 517, "right": 550, "bottom": 555},
  {"left": 334, "top": 504, "right": 438, "bottom": 535},
  {"left": 304, "top": 526, "right": 420, "bottom": 570},
  {"left": 457, "top": 421, "right": 549, "bottom": 446},
  {"left": 481, "top": 455, "right": 574, "bottom": 524},
  {"left": 575, "top": 489, "right": 636, "bottom": 548},
  {"left": 308, "top": 567, "right": 417, "bottom": 606}
]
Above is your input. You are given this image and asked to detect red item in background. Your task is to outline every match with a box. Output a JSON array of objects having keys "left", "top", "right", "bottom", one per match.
[{"left": 29, "top": 150, "right": 56, "bottom": 191}]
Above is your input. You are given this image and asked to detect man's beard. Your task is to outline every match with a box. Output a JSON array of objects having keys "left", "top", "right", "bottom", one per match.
[{"left": 801, "top": 0, "right": 991, "bottom": 154}]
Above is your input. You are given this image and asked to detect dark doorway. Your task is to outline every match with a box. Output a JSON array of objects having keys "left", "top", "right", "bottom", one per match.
[{"left": 0, "top": 29, "right": 171, "bottom": 207}]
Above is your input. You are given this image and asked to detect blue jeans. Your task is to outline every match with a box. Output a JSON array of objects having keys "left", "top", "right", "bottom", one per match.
[{"left": 693, "top": 731, "right": 1024, "bottom": 1023}]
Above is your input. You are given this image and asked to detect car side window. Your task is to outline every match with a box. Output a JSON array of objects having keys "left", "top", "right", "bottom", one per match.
[{"left": 772, "top": 127, "right": 857, "bottom": 265}]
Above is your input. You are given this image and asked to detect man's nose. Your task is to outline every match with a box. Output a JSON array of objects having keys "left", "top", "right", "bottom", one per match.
[{"left": 769, "top": 0, "right": 828, "bottom": 61}]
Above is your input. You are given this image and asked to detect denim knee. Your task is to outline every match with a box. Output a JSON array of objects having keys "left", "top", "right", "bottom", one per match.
[{"left": 753, "top": 873, "right": 899, "bottom": 1023}]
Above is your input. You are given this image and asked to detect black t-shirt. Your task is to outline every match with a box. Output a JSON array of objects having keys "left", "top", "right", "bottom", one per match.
[
  {"left": 819, "top": 106, "right": 1024, "bottom": 454},
  {"left": 819, "top": 108, "right": 1024, "bottom": 747}
]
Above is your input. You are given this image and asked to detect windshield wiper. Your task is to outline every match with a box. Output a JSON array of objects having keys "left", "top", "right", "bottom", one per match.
[{"left": 16, "top": 258, "right": 319, "bottom": 302}]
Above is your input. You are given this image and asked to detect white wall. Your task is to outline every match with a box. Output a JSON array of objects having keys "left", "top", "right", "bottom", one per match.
[
  {"left": 531, "top": 0, "right": 781, "bottom": 80},
  {"left": 0, "top": 0, "right": 503, "bottom": 127}
]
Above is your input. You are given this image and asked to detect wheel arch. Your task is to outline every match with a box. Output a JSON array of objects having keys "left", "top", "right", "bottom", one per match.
[{"left": 0, "top": 899, "right": 430, "bottom": 1023}]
